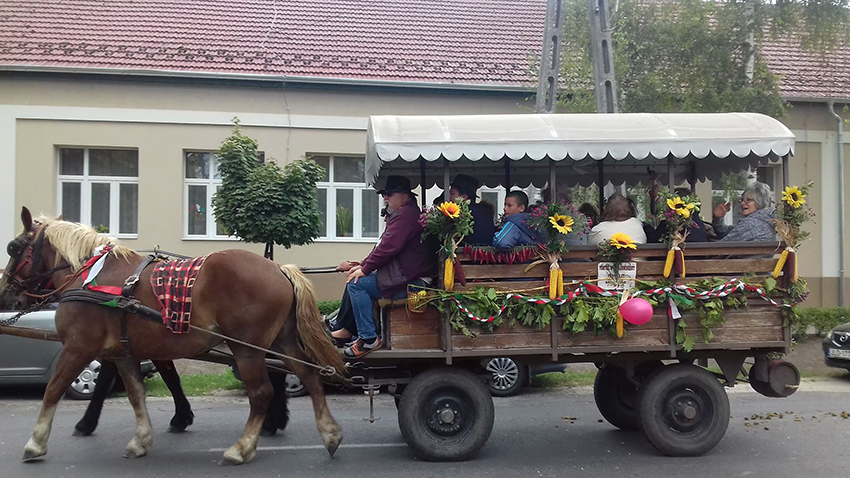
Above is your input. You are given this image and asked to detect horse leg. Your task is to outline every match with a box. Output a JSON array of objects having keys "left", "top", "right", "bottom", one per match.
[
  {"left": 260, "top": 370, "right": 290, "bottom": 436},
  {"left": 220, "top": 344, "right": 273, "bottom": 465},
  {"left": 23, "top": 348, "right": 95, "bottom": 461},
  {"left": 113, "top": 359, "right": 153, "bottom": 458},
  {"left": 278, "top": 339, "right": 342, "bottom": 457},
  {"left": 72, "top": 359, "right": 118, "bottom": 436},
  {"left": 153, "top": 360, "right": 195, "bottom": 433}
]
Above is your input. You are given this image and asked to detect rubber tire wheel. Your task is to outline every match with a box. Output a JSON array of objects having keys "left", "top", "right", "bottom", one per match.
[
  {"left": 398, "top": 368, "right": 495, "bottom": 461},
  {"left": 593, "top": 366, "right": 640, "bottom": 431},
  {"left": 637, "top": 364, "right": 730, "bottom": 457},
  {"left": 485, "top": 357, "right": 527, "bottom": 397}
]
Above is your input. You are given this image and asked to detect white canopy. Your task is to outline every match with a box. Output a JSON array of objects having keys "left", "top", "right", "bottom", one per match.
[{"left": 365, "top": 113, "right": 795, "bottom": 188}]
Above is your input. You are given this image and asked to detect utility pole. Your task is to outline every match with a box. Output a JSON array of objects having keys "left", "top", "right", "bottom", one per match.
[
  {"left": 535, "top": 0, "right": 566, "bottom": 114},
  {"left": 587, "top": 0, "right": 619, "bottom": 114}
]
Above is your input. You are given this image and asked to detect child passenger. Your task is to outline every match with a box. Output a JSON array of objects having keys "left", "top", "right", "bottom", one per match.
[{"left": 493, "top": 191, "right": 538, "bottom": 250}]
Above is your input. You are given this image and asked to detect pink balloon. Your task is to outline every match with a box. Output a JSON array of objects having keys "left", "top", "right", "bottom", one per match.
[{"left": 619, "top": 298, "right": 654, "bottom": 325}]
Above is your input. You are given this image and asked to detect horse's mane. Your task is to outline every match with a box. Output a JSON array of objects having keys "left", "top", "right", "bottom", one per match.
[{"left": 37, "top": 217, "right": 134, "bottom": 271}]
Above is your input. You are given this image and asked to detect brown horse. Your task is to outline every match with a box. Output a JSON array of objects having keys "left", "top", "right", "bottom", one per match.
[{"left": 0, "top": 207, "right": 345, "bottom": 465}]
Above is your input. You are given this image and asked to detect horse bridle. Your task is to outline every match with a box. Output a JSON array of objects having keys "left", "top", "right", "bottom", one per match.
[{"left": 3, "top": 223, "right": 71, "bottom": 297}]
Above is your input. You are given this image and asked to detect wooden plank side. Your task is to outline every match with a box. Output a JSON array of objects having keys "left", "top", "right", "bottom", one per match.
[
  {"left": 452, "top": 331, "right": 552, "bottom": 350},
  {"left": 389, "top": 306, "right": 441, "bottom": 335},
  {"left": 557, "top": 328, "right": 670, "bottom": 347},
  {"left": 390, "top": 335, "right": 441, "bottom": 350},
  {"left": 680, "top": 308, "right": 783, "bottom": 329},
  {"left": 453, "top": 324, "right": 552, "bottom": 336}
]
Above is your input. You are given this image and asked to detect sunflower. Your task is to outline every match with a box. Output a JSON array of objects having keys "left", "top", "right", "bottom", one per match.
[
  {"left": 549, "top": 214, "right": 574, "bottom": 235},
  {"left": 439, "top": 202, "right": 461, "bottom": 218},
  {"left": 610, "top": 232, "right": 637, "bottom": 250},
  {"left": 666, "top": 197, "right": 695, "bottom": 218},
  {"left": 782, "top": 186, "right": 806, "bottom": 209}
]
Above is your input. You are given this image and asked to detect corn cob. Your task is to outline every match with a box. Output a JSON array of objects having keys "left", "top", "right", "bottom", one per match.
[
  {"left": 773, "top": 248, "right": 789, "bottom": 279},
  {"left": 674, "top": 248, "right": 686, "bottom": 278},
  {"left": 616, "top": 311, "right": 624, "bottom": 338},
  {"left": 663, "top": 248, "right": 676, "bottom": 278},
  {"left": 548, "top": 267, "right": 558, "bottom": 300},
  {"left": 444, "top": 258, "right": 454, "bottom": 290},
  {"left": 785, "top": 249, "right": 798, "bottom": 283},
  {"left": 557, "top": 268, "right": 564, "bottom": 298}
]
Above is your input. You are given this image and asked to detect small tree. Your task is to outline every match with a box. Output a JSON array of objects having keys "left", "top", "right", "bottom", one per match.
[{"left": 212, "top": 119, "right": 325, "bottom": 260}]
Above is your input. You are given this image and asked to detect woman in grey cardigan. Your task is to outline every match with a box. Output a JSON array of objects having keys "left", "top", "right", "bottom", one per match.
[{"left": 712, "top": 182, "right": 777, "bottom": 242}]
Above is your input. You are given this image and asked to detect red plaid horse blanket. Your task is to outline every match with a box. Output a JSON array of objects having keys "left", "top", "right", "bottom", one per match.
[{"left": 150, "top": 255, "right": 208, "bottom": 334}]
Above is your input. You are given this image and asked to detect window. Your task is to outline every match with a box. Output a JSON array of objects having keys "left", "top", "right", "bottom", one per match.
[
  {"left": 184, "top": 151, "right": 227, "bottom": 238},
  {"left": 58, "top": 148, "right": 139, "bottom": 236},
  {"left": 311, "top": 154, "right": 381, "bottom": 241},
  {"left": 711, "top": 166, "right": 778, "bottom": 226}
]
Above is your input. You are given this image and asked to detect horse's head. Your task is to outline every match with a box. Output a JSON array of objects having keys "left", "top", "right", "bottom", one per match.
[{"left": 0, "top": 207, "right": 60, "bottom": 310}]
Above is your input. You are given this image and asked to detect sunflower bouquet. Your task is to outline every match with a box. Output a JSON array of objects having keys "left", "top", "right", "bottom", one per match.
[
  {"left": 656, "top": 193, "right": 701, "bottom": 278},
  {"left": 421, "top": 199, "right": 474, "bottom": 290},
  {"left": 772, "top": 182, "right": 814, "bottom": 283},
  {"left": 596, "top": 232, "right": 637, "bottom": 284},
  {"left": 528, "top": 201, "right": 591, "bottom": 299}
]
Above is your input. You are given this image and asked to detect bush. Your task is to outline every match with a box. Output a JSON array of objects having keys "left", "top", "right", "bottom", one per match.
[
  {"left": 793, "top": 307, "right": 850, "bottom": 339},
  {"left": 317, "top": 300, "right": 341, "bottom": 315}
]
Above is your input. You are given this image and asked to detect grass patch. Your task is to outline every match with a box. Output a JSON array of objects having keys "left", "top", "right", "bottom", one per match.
[
  {"left": 144, "top": 370, "right": 244, "bottom": 397},
  {"left": 531, "top": 370, "right": 598, "bottom": 388}
]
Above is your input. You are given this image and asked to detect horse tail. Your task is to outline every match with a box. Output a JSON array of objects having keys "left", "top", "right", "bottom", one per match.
[{"left": 279, "top": 264, "right": 347, "bottom": 376}]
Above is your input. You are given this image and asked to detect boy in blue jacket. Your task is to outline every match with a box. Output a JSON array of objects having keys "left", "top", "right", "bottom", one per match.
[{"left": 493, "top": 191, "right": 538, "bottom": 249}]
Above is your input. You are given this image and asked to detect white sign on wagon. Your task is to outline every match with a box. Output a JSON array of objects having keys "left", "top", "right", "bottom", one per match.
[{"left": 597, "top": 262, "right": 637, "bottom": 290}]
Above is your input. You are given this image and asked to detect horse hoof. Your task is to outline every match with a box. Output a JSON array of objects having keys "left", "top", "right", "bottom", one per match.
[
  {"left": 326, "top": 439, "right": 340, "bottom": 458},
  {"left": 259, "top": 427, "right": 276, "bottom": 437},
  {"left": 72, "top": 428, "right": 93, "bottom": 437},
  {"left": 22, "top": 449, "right": 44, "bottom": 462},
  {"left": 123, "top": 448, "right": 146, "bottom": 459},
  {"left": 219, "top": 452, "right": 243, "bottom": 466}
]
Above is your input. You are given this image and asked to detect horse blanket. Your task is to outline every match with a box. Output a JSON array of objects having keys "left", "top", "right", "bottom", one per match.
[{"left": 150, "top": 255, "right": 208, "bottom": 333}]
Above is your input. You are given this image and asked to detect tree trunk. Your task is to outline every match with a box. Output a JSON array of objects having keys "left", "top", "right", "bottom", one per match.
[{"left": 743, "top": 0, "right": 755, "bottom": 85}]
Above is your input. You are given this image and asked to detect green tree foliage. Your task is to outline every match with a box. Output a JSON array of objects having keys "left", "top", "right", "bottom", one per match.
[
  {"left": 557, "top": 0, "right": 849, "bottom": 116},
  {"left": 212, "top": 119, "right": 325, "bottom": 258}
]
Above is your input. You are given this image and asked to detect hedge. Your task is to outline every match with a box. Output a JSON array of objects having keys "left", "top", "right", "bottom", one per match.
[
  {"left": 793, "top": 307, "right": 850, "bottom": 339},
  {"left": 317, "top": 300, "right": 341, "bottom": 315}
]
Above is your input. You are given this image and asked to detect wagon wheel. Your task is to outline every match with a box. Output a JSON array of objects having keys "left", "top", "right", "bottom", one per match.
[
  {"left": 593, "top": 361, "right": 662, "bottom": 431},
  {"left": 398, "top": 368, "right": 494, "bottom": 462},
  {"left": 637, "top": 364, "right": 730, "bottom": 457}
]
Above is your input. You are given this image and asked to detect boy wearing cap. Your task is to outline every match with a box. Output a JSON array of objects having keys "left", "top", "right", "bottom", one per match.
[{"left": 449, "top": 174, "right": 496, "bottom": 245}]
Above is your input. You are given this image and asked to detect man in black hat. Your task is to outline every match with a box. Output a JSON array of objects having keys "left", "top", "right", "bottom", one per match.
[
  {"left": 449, "top": 174, "right": 496, "bottom": 245},
  {"left": 332, "top": 175, "right": 434, "bottom": 358}
]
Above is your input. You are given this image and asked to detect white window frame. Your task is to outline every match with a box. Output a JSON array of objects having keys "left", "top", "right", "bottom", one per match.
[
  {"left": 313, "top": 154, "right": 383, "bottom": 242},
  {"left": 182, "top": 151, "right": 236, "bottom": 240},
  {"left": 56, "top": 147, "right": 139, "bottom": 239}
]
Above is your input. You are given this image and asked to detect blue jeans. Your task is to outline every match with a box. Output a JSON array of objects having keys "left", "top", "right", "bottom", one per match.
[{"left": 346, "top": 274, "right": 421, "bottom": 341}]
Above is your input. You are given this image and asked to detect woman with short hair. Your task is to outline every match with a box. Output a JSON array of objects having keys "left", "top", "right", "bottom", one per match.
[
  {"left": 588, "top": 193, "right": 647, "bottom": 246},
  {"left": 712, "top": 182, "right": 777, "bottom": 242}
]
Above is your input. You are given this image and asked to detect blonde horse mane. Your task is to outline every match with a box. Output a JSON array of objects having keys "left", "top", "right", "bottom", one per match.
[{"left": 37, "top": 216, "right": 134, "bottom": 271}]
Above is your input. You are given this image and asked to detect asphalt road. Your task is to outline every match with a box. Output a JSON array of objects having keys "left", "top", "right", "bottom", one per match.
[{"left": 0, "top": 383, "right": 848, "bottom": 478}]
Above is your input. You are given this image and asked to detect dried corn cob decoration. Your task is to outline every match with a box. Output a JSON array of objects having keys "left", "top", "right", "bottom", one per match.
[
  {"left": 784, "top": 248, "right": 798, "bottom": 283},
  {"left": 673, "top": 248, "right": 686, "bottom": 278},
  {"left": 557, "top": 268, "right": 564, "bottom": 298},
  {"left": 444, "top": 257, "right": 454, "bottom": 290},
  {"left": 616, "top": 311, "right": 624, "bottom": 338},
  {"left": 773, "top": 247, "right": 791, "bottom": 279},
  {"left": 548, "top": 265, "right": 558, "bottom": 300},
  {"left": 663, "top": 248, "right": 676, "bottom": 278}
]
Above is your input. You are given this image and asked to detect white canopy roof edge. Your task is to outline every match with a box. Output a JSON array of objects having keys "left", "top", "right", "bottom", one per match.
[{"left": 365, "top": 113, "right": 795, "bottom": 187}]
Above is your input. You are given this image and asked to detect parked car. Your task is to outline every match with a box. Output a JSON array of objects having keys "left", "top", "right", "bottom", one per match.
[
  {"left": 823, "top": 322, "right": 850, "bottom": 371},
  {"left": 0, "top": 308, "right": 154, "bottom": 399}
]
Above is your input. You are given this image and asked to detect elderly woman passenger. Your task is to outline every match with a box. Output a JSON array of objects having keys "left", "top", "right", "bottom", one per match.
[{"left": 712, "top": 182, "right": 776, "bottom": 242}]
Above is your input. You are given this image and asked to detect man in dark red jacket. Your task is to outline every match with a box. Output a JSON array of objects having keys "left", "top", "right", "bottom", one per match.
[{"left": 341, "top": 176, "right": 433, "bottom": 358}]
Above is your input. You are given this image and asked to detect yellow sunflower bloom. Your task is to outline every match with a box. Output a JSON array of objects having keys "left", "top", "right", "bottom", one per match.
[
  {"left": 666, "top": 196, "right": 695, "bottom": 218},
  {"left": 610, "top": 232, "right": 637, "bottom": 250},
  {"left": 549, "top": 214, "right": 574, "bottom": 235},
  {"left": 782, "top": 186, "right": 806, "bottom": 209},
  {"left": 439, "top": 202, "right": 461, "bottom": 218}
]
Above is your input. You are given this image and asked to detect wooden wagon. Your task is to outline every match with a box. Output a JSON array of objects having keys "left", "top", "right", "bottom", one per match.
[{"left": 348, "top": 113, "right": 803, "bottom": 461}]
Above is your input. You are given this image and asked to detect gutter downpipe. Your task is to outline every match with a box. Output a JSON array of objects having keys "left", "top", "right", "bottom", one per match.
[{"left": 828, "top": 100, "right": 845, "bottom": 307}]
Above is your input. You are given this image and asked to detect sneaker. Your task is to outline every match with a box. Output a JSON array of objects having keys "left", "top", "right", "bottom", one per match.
[{"left": 344, "top": 337, "right": 382, "bottom": 358}]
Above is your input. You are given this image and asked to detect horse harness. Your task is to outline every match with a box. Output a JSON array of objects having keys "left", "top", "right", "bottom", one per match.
[{"left": 59, "top": 253, "right": 163, "bottom": 357}]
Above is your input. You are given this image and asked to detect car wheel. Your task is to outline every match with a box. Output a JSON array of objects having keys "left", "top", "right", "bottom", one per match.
[
  {"left": 485, "top": 357, "right": 527, "bottom": 397},
  {"left": 285, "top": 373, "right": 308, "bottom": 397},
  {"left": 65, "top": 360, "right": 102, "bottom": 400}
]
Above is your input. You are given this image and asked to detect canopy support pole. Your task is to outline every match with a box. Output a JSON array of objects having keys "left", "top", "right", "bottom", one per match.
[
  {"left": 549, "top": 160, "right": 557, "bottom": 200},
  {"left": 688, "top": 162, "right": 697, "bottom": 192},
  {"left": 667, "top": 157, "right": 675, "bottom": 189},
  {"left": 505, "top": 159, "right": 511, "bottom": 190},
  {"left": 597, "top": 161, "right": 605, "bottom": 207},
  {"left": 420, "top": 160, "right": 427, "bottom": 208},
  {"left": 443, "top": 160, "right": 451, "bottom": 201}
]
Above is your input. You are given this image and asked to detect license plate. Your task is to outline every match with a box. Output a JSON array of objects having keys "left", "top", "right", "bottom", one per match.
[{"left": 828, "top": 348, "right": 850, "bottom": 360}]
